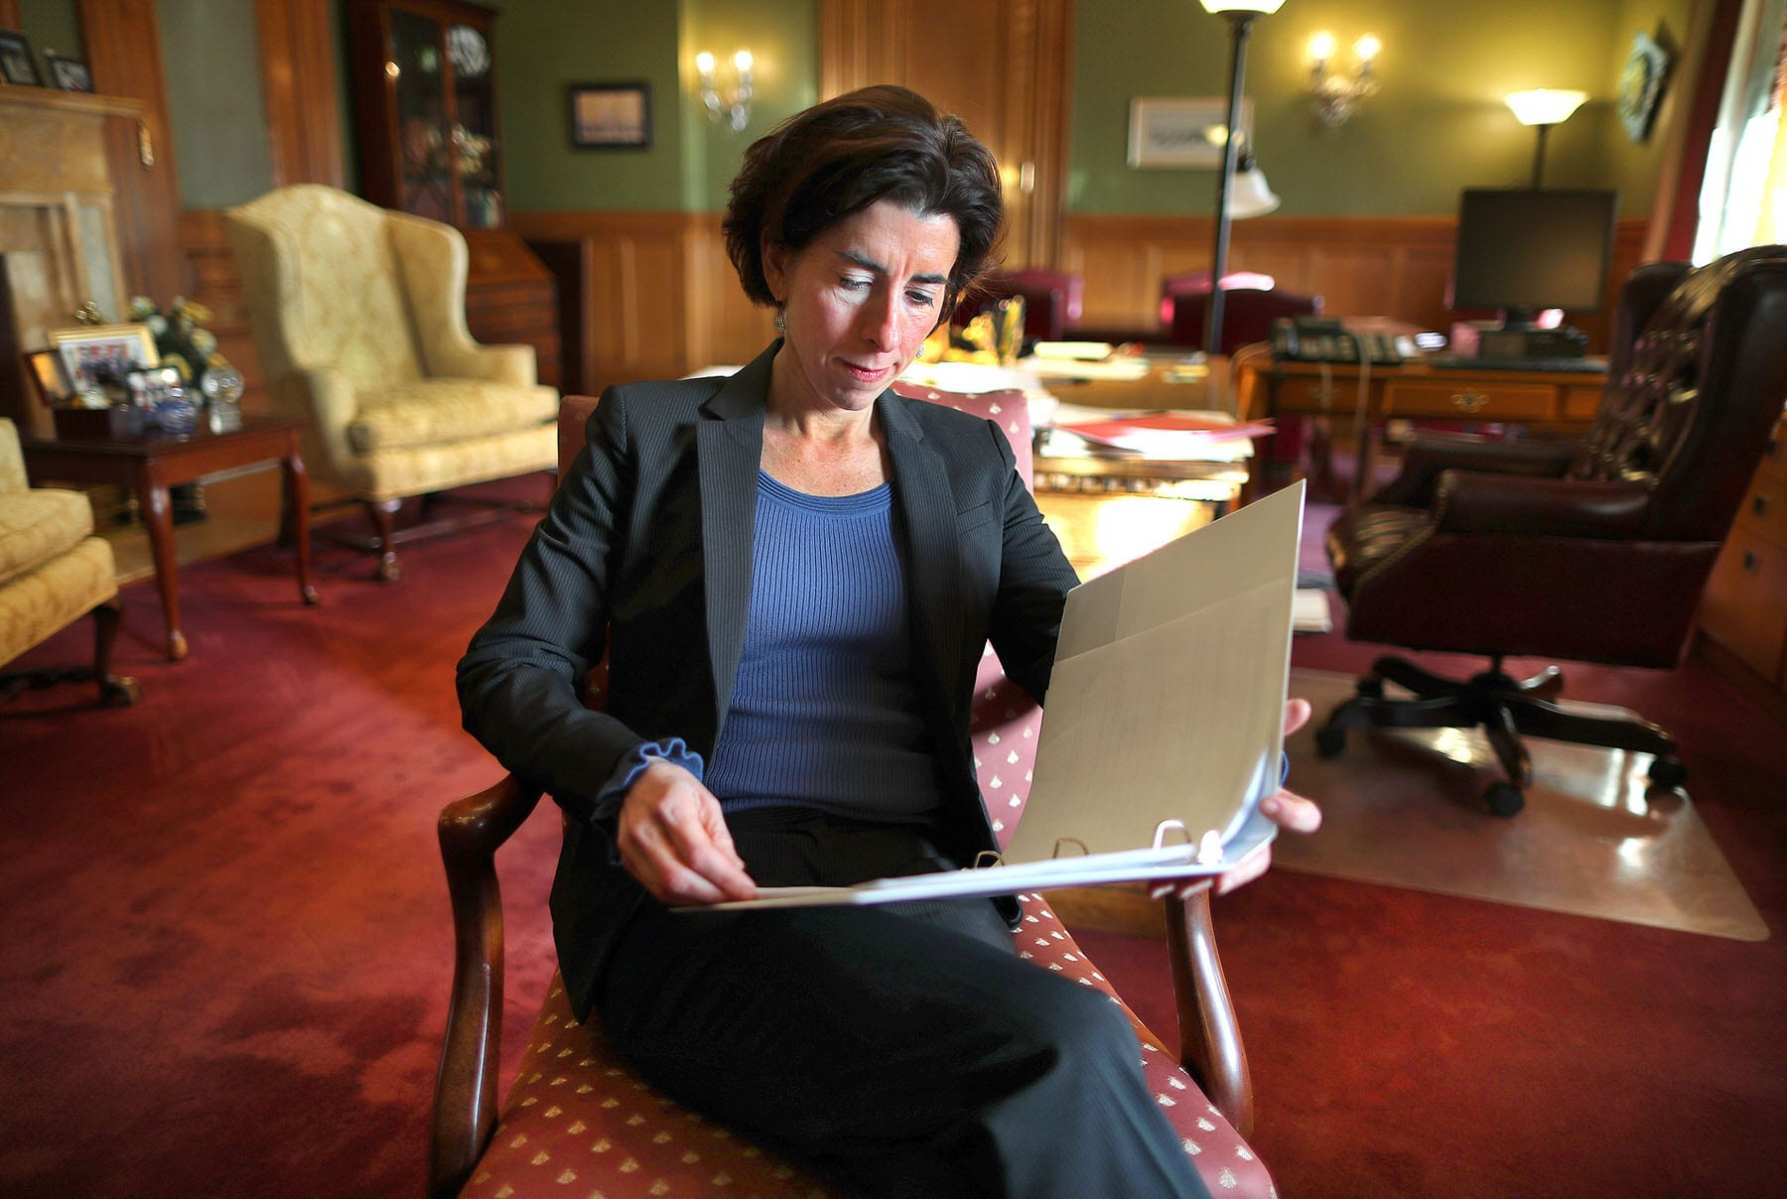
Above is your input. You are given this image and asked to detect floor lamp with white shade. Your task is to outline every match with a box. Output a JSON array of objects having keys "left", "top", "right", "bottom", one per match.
[{"left": 1200, "top": 0, "right": 1286, "bottom": 356}]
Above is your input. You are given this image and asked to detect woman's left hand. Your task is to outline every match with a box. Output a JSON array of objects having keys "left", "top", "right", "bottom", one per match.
[
  {"left": 1260, "top": 697, "right": 1322, "bottom": 834},
  {"left": 1150, "top": 697, "right": 1322, "bottom": 901}
]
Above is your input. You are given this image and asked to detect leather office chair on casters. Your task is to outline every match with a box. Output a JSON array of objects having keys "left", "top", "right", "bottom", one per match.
[
  {"left": 1318, "top": 247, "right": 1787, "bottom": 816},
  {"left": 429, "top": 387, "right": 1276, "bottom": 1199}
]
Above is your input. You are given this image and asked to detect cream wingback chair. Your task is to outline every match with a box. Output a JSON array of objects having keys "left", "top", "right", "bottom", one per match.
[
  {"left": 0, "top": 419, "right": 137, "bottom": 706},
  {"left": 225, "top": 185, "right": 558, "bottom": 580}
]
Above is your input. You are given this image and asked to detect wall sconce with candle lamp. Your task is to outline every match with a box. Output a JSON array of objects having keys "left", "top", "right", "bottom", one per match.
[
  {"left": 1307, "top": 31, "right": 1381, "bottom": 126},
  {"left": 695, "top": 49, "right": 753, "bottom": 131}
]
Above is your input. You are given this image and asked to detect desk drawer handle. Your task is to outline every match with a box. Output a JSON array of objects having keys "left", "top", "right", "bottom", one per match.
[
  {"left": 1451, "top": 391, "right": 1490, "bottom": 413},
  {"left": 1754, "top": 494, "right": 1771, "bottom": 518},
  {"left": 1743, "top": 550, "right": 1759, "bottom": 573}
]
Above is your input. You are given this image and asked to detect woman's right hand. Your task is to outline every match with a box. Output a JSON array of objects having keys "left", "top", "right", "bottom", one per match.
[{"left": 615, "top": 761, "right": 758, "bottom": 905}]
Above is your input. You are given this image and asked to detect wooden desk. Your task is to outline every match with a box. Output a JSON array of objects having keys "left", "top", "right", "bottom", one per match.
[
  {"left": 21, "top": 418, "right": 318, "bottom": 660},
  {"left": 1231, "top": 347, "right": 1609, "bottom": 499}
]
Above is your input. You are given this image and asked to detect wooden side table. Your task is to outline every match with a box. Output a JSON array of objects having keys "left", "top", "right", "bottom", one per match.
[{"left": 20, "top": 417, "right": 318, "bottom": 660}]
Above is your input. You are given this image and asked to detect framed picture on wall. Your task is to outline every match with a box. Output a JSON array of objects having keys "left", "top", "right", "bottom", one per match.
[
  {"left": 0, "top": 30, "right": 42, "bottom": 86},
  {"left": 1128, "top": 97, "right": 1255, "bottom": 169},
  {"left": 1618, "top": 33, "right": 1673, "bottom": 143},
  {"left": 43, "top": 51, "right": 94, "bottom": 93},
  {"left": 568, "top": 82, "right": 652, "bottom": 149},
  {"left": 49, "top": 324, "right": 159, "bottom": 392}
]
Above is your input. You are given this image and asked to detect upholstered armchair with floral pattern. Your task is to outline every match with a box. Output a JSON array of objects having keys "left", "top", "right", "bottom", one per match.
[
  {"left": 427, "top": 388, "right": 1275, "bottom": 1199},
  {"left": 225, "top": 185, "right": 557, "bottom": 580},
  {"left": 0, "top": 418, "right": 136, "bottom": 706}
]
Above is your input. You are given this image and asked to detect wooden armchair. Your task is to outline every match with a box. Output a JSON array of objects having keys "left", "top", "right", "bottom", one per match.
[{"left": 428, "top": 388, "right": 1273, "bottom": 1198}]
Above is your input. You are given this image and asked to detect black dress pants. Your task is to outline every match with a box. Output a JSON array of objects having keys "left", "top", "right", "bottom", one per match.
[{"left": 593, "top": 807, "right": 1211, "bottom": 1199}]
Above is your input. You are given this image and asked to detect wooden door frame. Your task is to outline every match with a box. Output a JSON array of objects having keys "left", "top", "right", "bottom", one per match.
[{"left": 817, "top": 0, "right": 1073, "bottom": 269}]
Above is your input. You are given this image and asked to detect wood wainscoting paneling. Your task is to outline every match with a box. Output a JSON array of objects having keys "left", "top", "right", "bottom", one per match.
[
  {"left": 179, "top": 210, "right": 267, "bottom": 413},
  {"left": 508, "top": 211, "right": 778, "bottom": 393},
  {"left": 1061, "top": 214, "right": 1650, "bottom": 353},
  {"left": 180, "top": 206, "right": 1655, "bottom": 414}
]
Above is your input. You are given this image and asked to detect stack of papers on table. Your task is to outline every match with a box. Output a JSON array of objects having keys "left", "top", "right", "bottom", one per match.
[
  {"left": 1293, "top": 588, "right": 1333, "bottom": 634},
  {"left": 1019, "top": 355, "right": 1154, "bottom": 381},
  {"left": 689, "top": 482, "right": 1308, "bottom": 910},
  {"left": 1038, "top": 404, "right": 1267, "bottom": 464}
]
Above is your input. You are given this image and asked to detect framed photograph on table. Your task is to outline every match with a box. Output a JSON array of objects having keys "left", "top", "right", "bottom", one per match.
[
  {"left": 49, "top": 324, "right": 158, "bottom": 391},
  {"left": 25, "top": 350, "right": 75, "bottom": 407},
  {"left": 568, "top": 82, "right": 651, "bottom": 149},
  {"left": 0, "top": 30, "right": 41, "bottom": 86},
  {"left": 1128, "top": 97, "right": 1254, "bottom": 169},
  {"left": 43, "top": 51, "right": 94, "bottom": 93}
]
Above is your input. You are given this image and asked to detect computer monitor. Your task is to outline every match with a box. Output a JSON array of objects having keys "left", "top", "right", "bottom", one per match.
[{"left": 1452, "top": 188, "right": 1618, "bottom": 321}]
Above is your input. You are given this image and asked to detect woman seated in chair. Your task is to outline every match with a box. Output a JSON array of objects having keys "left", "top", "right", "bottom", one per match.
[{"left": 458, "top": 85, "right": 1319, "bottom": 1199}]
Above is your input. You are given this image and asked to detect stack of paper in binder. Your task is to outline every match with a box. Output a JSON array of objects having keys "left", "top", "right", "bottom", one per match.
[{"left": 693, "top": 481, "right": 1307, "bottom": 911}]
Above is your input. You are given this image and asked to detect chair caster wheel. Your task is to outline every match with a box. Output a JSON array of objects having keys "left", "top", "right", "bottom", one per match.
[
  {"left": 1647, "top": 756, "right": 1688, "bottom": 788},
  {"left": 1315, "top": 726, "right": 1346, "bottom": 759},
  {"left": 1356, "top": 676, "right": 1384, "bottom": 699},
  {"left": 1484, "top": 781, "right": 1525, "bottom": 818}
]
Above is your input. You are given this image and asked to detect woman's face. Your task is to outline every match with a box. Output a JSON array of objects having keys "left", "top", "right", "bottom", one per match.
[{"left": 763, "top": 198, "right": 961, "bottom": 414}]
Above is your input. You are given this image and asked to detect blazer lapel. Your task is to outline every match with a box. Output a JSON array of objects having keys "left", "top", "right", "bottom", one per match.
[
  {"left": 698, "top": 344, "right": 774, "bottom": 741},
  {"left": 881, "top": 392, "right": 964, "bottom": 719}
]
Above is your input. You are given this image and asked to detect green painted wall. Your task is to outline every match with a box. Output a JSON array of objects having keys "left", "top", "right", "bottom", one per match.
[
  {"left": 1069, "top": 0, "right": 1648, "bottom": 217},
  {"left": 1596, "top": 0, "right": 1697, "bottom": 215},
  {"left": 489, "top": 0, "right": 1691, "bottom": 219},
  {"left": 16, "top": 0, "right": 82, "bottom": 67},
  {"left": 495, "top": 0, "right": 686, "bottom": 211},
  {"left": 677, "top": 0, "right": 821, "bottom": 211},
  {"left": 158, "top": 0, "right": 277, "bottom": 209},
  {"left": 495, "top": 0, "right": 817, "bottom": 213}
]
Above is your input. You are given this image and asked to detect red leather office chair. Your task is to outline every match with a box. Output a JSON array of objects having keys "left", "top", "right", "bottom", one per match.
[
  {"left": 1317, "top": 246, "right": 1787, "bottom": 815},
  {"left": 428, "top": 383, "right": 1275, "bottom": 1198},
  {"left": 1161, "top": 271, "right": 1323, "bottom": 354},
  {"left": 951, "top": 268, "right": 1084, "bottom": 341}
]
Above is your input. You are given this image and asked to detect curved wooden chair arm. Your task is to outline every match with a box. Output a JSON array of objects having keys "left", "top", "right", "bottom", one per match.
[
  {"left": 428, "top": 775, "right": 544, "bottom": 1199},
  {"left": 1166, "top": 887, "right": 1254, "bottom": 1138}
]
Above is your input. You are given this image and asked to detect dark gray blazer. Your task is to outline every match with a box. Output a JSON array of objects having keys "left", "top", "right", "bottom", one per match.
[{"left": 457, "top": 341, "right": 1079, "bottom": 1018}]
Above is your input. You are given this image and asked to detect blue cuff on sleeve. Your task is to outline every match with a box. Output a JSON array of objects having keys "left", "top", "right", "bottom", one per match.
[
  {"left": 1280, "top": 751, "right": 1291, "bottom": 788},
  {"left": 591, "top": 737, "right": 705, "bottom": 822}
]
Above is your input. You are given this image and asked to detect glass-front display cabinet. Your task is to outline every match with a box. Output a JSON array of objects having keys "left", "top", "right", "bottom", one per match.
[{"left": 349, "top": 0, "right": 503, "bottom": 229}]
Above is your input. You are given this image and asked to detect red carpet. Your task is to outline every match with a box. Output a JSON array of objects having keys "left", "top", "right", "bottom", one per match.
[{"left": 2, "top": 491, "right": 1783, "bottom": 1197}]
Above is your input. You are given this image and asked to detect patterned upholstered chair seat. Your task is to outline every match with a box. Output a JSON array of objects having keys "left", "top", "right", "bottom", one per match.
[
  {"left": 432, "top": 386, "right": 1273, "bottom": 1199},
  {"left": 347, "top": 379, "right": 559, "bottom": 455}
]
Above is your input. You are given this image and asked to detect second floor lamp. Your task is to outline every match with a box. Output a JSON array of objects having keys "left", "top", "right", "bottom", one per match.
[{"left": 1200, "top": 0, "right": 1287, "bottom": 356}]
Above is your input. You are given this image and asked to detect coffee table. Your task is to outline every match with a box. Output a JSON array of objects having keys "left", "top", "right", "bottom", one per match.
[{"left": 20, "top": 417, "right": 318, "bottom": 660}]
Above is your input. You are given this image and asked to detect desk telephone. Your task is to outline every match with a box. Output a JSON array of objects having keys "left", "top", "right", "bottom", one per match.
[{"left": 1271, "top": 317, "right": 1412, "bottom": 365}]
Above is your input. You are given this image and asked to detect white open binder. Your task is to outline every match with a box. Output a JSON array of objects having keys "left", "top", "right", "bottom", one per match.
[{"left": 683, "top": 480, "right": 1307, "bottom": 911}]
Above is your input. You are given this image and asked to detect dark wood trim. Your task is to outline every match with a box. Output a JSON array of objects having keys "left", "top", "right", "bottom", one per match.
[
  {"left": 1657, "top": 0, "right": 1746, "bottom": 261},
  {"left": 819, "top": 0, "right": 1071, "bottom": 268},
  {"left": 1167, "top": 889, "right": 1253, "bottom": 1137},
  {"left": 256, "top": 0, "right": 348, "bottom": 189},
  {"left": 77, "top": 0, "right": 184, "bottom": 302},
  {"left": 428, "top": 775, "right": 543, "bottom": 1199}
]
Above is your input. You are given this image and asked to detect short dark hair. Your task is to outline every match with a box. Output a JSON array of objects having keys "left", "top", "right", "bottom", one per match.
[{"left": 723, "top": 86, "right": 1003, "bottom": 322}]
